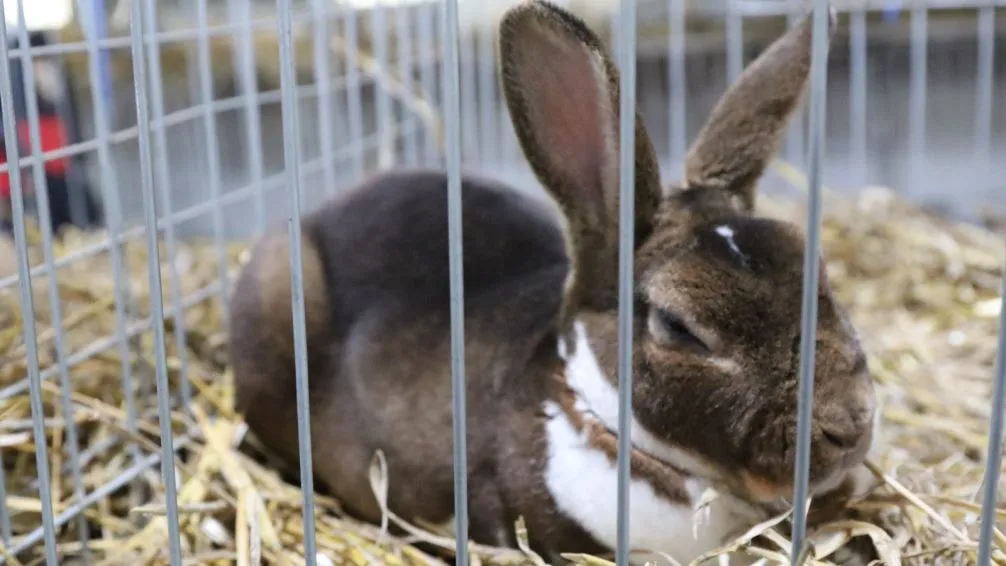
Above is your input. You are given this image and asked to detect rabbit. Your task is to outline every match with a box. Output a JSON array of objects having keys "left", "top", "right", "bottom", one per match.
[{"left": 227, "top": 1, "right": 878, "bottom": 564}]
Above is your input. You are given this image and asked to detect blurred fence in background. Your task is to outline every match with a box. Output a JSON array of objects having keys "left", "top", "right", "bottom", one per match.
[{"left": 8, "top": 0, "right": 1003, "bottom": 241}]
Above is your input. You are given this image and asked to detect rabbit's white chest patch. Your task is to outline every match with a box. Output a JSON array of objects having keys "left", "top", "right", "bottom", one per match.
[
  {"left": 542, "top": 403, "right": 739, "bottom": 564},
  {"left": 542, "top": 322, "right": 753, "bottom": 564}
]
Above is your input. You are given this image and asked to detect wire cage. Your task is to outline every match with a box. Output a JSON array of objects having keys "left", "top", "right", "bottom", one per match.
[{"left": 0, "top": 0, "right": 1003, "bottom": 564}]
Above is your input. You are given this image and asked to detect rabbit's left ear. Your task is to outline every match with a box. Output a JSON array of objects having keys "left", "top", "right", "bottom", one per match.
[
  {"left": 683, "top": 8, "right": 838, "bottom": 212},
  {"left": 498, "top": 0, "right": 663, "bottom": 315}
]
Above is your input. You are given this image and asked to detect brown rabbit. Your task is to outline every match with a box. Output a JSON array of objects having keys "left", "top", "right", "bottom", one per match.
[{"left": 228, "top": 1, "right": 877, "bottom": 563}]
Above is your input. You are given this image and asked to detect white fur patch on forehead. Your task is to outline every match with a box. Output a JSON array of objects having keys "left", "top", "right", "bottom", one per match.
[{"left": 714, "top": 224, "right": 749, "bottom": 267}]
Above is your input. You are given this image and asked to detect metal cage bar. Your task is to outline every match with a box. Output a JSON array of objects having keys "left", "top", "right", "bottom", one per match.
[
  {"left": 0, "top": 79, "right": 390, "bottom": 183},
  {"left": 849, "top": 4, "right": 868, "bottom": 180},
  {"left": 668, "top": 0, "right": 686, "bottom": 167},
  {"left": 230, "top": 0, "right": 270, "bottom": 238},
  {"left": 395, "top": 2, "right": 419, "bottom": 167},
  {"left": 0, "top": 4, "right": 60, "bottom": 563},
  {"left": 194, "top": 0, "right": 232, "bottom": 327},
  {"left": 73, "top": 0, "right": 145, "bottom": 520},
  {"left": 442, "top": 0, "right": 469, "bottom": 562},
  {"left": 974, "top": 4, "right": 994, "bottom": 169},
  {"left": 790, "top": 0, "right": 832, "bottom": 560},
  {"left": 275, "top": 0, "right": 320, "bottom": 562},
  {"left": 372, "top": 0, "right": 394, "bottom": 169},
  {"left": 476, "top": 22, "right": 498, "bottom": 166},
  {"left": 726, "top": 0, "right": 744, "bottom": 82},
  {"left": 126, "top": 0, "right": 184, "bottom": 562},
  {"left": 312, "top": 0, "right": 339, "bottom": 197},
  {"left": 908, "top": 4, "right": 928, "bottom": 189},
  {"left": 12, "top": 0, "right": 91, "bottom": 559},
  {"left": 417, "top": 1, "right": 438, "bottom": 166},
  {"left": 141, "top": 0, "right": 194, "bottom": 416},
  {"left": 978, "top": 264, "right": 1006, "bottom": 566},
  {"left": 615, "top": 0, "right": 640, "bottom": 562}
]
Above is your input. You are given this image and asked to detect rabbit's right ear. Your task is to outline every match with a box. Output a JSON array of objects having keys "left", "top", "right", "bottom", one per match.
[
  {"left": 683, "top": 8, "right": 838, "bottom": 212},
  {"left": 498, "top": 0, "right": 662, "bottom": 323}
]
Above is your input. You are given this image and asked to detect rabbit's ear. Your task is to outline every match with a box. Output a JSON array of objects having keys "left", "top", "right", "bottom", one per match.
[
  {"left": 683, "top": 8, "right": 837, "bottom": 212},
  {"left": 498, "top": 0, "right": 662, "bottom": 320}
]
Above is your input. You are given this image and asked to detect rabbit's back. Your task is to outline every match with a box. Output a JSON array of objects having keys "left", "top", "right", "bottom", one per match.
[
  {"left": 305, "top": 168, "right": 569, "bottom": 332},
  {"left": 230, "top": 168, "right": 572, "bottom": 535}
]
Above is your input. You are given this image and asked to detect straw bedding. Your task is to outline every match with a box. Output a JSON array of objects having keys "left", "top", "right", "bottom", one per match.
[{"left": 0, "top": 170, "right": 1003, "bottom": 565}]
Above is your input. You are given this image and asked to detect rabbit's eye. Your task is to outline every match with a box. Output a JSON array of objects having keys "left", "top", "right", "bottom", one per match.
[{"left": 649, "top": 308, "right": 708, "bottom": 351}]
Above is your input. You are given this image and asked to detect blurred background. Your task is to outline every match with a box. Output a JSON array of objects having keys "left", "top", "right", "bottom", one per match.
[{"left": 1, "top": 0, "right": 1003, "bottom": 242}]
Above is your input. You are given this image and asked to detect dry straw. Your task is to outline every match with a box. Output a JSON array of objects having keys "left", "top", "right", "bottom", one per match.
[{"left": 0, "top": 159, "right": 1002, "bottom": 565}]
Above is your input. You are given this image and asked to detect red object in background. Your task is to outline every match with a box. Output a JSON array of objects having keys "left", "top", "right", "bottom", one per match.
[
  {"left": 0, "top": 115, "right": 69, "bottom": 199},
  {"left": 0, "top": 149, "right": 9, "bottom": 199}
]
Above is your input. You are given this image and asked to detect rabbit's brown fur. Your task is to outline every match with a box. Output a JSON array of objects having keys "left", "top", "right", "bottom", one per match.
[{"left": 229, "top": 2, "right": 876, "bottom": 563}]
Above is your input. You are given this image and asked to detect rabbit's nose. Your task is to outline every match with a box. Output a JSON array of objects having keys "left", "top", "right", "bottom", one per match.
[{"left": 822, "top": 392, "right": 876, "bottom": 457}]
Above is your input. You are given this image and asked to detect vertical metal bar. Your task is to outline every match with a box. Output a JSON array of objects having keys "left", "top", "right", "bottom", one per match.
[
  {"left": 92, "top": 0, "right": 117, "bottom": 131},
  {"left": 442, "top": 0, "right": 468, "bottom": 561},
  {"left": 194, "top": 0, "right": 232, "bottom": 328},
  {"left": 372, "top": 0, "right": 393, "bottom": 167},
  {"left": 726, "top": 0, "right": 743, "bottom": 83},
  {"left": 460, "top": 31, "right": 478, "bottom": 163},
  {"left": 417, "top": 2, "right": 437, "bottom": 167},
  {"left": 127, "top": 1, "right": 184, "bottom": 563},
  {"left": 14, "top": 2, "right": 91, "bottom": 560},
  {"left": 974, "top": 6, "right": 994, "bottom": 170},
  {"left": 344, "top": 7, "right": 365, "bottom": 179},
  {"left": 324, "top": 2, "right": 351, "bottom": 190},
  {"left": 396, "top": 3, "right": 419, "bottom": 167},
  {"left": 615, "top": 0, "right": 638, "bottom": 561},
  {"left": 908, "top": 3, "right": 927, "bottom": 189},
  {"left": 785, "top": 9, "right": 804, "bottom": 168},
  {"left": 0, "top": 5, "right": 59, "bottom": 563},
  {"left": 182, "top": 20, "right": 216, "bottom": 246},
  {"left": 275, "top": 0, "right": 318, "bottom": 562},
  {"left": 75, "top": 0, "right": 143, "bottom": 515},
  {"left": 0, "top": 449, "right": 10, "bottom": 545},
  {"left": 977, "top": 260, "right": 1006, "bottom": 566},
  {"left": 668, "top": 0, "right": 686, "bottom": 169},
  {"left": 311, "top": 0, "right": 338, "bottom": 195},
  {"left": 142, "top": 0, "right": 193, "bottom": 415},
  {"left": 181, "top": 0, "right": 203, "bottom": 113},
  {"left": 47, "top": 52, "right": 90, "bottom": 231},
  {"left": 231, "top": 0, "right": 267, "bottom": 238},
  {"left": 0, "top": 14, "right": 15, "bottom": 554},
  {"left": 850, "top": 6, "right": 867, "bottom": 183},
  {"left": 790, "top": 2, "right": 831, "bottom": 563},
  {"left": 435, "top": 3, "right": 446, "bottom": 169},
  {"left": 477, "top": 26, "right": 498, "bottom": 167}
]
